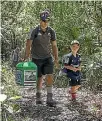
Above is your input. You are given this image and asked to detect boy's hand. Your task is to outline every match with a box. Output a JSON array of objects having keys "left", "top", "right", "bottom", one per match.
[
  {"left": 73, "top": 67, "right": 81, "bottom": 72},
  {"left": 76, "top": 67, "right": 81, "bottom": 71},
  {"left": 73, "top": 68, "right": 78, "bottom": 72}
]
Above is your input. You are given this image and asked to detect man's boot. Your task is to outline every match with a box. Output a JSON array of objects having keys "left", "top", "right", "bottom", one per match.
[
  {"left": 46, "top": 93, "right": 56, "bottom": 107},
  {"left": 36, "top": 92, "right": 43, "bottom": 104}
]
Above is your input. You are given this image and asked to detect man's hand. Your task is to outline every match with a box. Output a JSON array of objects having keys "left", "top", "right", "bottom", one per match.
[
  {"left": 54, "top": 59, "right": 59, "bottom": 69},
  {"left": 20, "top": 58, "right": 25, "bottom": 61},
  {"left": 24, "top": 56, "right": 31, "bottom": 62}
]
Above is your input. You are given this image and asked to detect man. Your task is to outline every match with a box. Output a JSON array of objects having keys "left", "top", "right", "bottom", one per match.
[{"left": 24, "top": 10, "right": 59, "bottom": 107}]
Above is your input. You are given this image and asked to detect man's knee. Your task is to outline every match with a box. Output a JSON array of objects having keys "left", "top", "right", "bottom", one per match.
[
  {"left": 37, "top": 76, "right": 43, "bottom": 88},
  {"left": 46, "top": 74, "right": 53, "bottom": 86}
]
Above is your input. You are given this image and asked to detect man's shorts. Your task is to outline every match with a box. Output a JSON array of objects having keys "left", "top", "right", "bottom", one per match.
[
  {"left": 69, "top": 79, "right": 81, "bottom": 86},
  {"left": 32, "top": 57, "right": 54, "bottom": 77}
]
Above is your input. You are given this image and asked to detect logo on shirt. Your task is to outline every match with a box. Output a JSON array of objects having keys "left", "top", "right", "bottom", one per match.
[
  {"left": 64, "top": 56, "right": 69, "bottom": 64},
  {"left": 38, "top": 32, "right": 42, "bottom": 36},
  {"left": 48, "top": 32, "right": 51, "bottom": 38}
]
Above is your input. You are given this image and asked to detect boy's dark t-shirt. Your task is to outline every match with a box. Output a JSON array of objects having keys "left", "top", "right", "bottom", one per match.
[{"left": 62, "top": 52, "right": 81, "bottom": 80}]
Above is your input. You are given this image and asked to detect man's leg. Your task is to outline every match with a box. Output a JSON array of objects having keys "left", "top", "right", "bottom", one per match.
[
  {"left": 46, "top": 74, "right": 56, "bottom": 107},
  {"left": 36, "top": 76, "right": 43, "bottom": 104},
  {"left": 43, "top": 57, "right": 56, "bottom": 107},
  {"left": 32, "top": 58, "right": 43, "bottom": 104}
]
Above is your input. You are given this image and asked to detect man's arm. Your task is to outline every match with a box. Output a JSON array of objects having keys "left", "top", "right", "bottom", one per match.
[
  {"left": 24, "top": 39, "right": 32, "bottom": 60},
  {"left": 51, "top": 41, "right": 58, "bottom": 60},
  {"left": 51, "top": 40, "right": 59, "bottom": 67}
]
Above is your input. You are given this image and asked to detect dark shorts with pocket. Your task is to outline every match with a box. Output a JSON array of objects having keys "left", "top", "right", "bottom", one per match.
[
  {"left": 66, "top": 71, "right": 81, "bottom": 86},
  {"left": 32, "top": 57, "right": 54, "bottom": 77},
  {"left": 69, "top": 79, "right": 81, "bottom": 86}
]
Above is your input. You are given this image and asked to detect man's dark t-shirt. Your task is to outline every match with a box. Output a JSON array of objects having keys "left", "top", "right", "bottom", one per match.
[{"left": 27, "top": 25, "right": 56, "bottom": 59}]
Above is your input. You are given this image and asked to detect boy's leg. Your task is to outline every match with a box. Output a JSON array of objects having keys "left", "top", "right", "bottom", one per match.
[
  {"left": 75, "top": 79, "right": 81, "bottom": 91},
  {"left": 69, "top": 79, "right": 81, "bottom": 101},
  {"left": 69, "top": 79, "right": 77, "bottom": 101},
  {"left": 71, "top": 86, "right": 78, "bottom": 101},
  {"left": 75, "top": 85, "right": 81, "bottom": 91}
]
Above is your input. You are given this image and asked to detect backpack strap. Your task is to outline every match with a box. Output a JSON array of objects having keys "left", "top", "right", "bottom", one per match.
[
  {"left": 62, "top": 53, "right": 73, "bottom": 66},
  {"left": 61, "top": 53, "right": 72, "bottom": 74},
  {"left": 68, "top": 53, "right": 73, "bottom": 65},
  {"left": 34, "top": 26, "right": 40, "bottom": 39},
  {"left": 34, "top": 25, "right": 51, "bottom": 39}
]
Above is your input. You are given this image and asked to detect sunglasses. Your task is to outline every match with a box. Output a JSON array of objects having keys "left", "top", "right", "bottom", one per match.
[{"left": 42, "top": 19, "right": 50, "bottom": 23}]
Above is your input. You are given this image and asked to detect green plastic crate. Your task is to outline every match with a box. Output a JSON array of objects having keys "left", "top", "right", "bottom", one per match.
[{"left": 15, "top": 61, "right": 37, "bottom": 86}]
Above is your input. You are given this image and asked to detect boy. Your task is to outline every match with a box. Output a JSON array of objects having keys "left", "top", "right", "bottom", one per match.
[{"left": 62, "top": 40, "right": 81, "bottom": 101}]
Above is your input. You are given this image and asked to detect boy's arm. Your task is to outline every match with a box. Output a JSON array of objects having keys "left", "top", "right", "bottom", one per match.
[
  {"left": 64, "top": 64, "right": 81, "bottom": 72},
  {"left": 64, "top": 55, "right": 81, "bottom": 72},
  {"left": 77, "top": 65, "right": 81, "bottom": 71},
  {"left": 64, "top": 65, "right": 78, "bottom": 72},
  {"left": 77, "top": 56, "right": 81, "bottom": 71},
  {"left": 63, "top": 56, "right": 77, "bottom": 72}
]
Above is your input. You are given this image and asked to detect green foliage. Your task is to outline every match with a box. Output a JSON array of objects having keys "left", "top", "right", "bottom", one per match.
[
  {"left": 1, "top": 1, "right": 102, "bottom": 92},
  {"left": 1, "top": 1, "right": 102, "bottom": 54},
  {"left": 1, "top": 62, "right": 20, "bottom": 97}
]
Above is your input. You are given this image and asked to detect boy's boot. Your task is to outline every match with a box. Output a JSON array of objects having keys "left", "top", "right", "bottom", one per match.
[
  {"left": 36, "top": 92, "right": 43, "bottom": 104},
  {"left": 46, "top": 93, "right": 56, "bottom": 107},
  {"left": 71, "top": 92, "right": 77, "bottom": 102}
]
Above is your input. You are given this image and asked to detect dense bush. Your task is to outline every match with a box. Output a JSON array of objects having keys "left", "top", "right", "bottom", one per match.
[{"left": 1, "top": 62, "right": 20, "bottom": 97}]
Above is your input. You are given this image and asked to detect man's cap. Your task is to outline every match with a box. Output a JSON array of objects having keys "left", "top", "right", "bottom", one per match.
[
  {"left": 40, "top": 10, "right": 50, "bottom": 21},
  {"left": 71, "top": 40, "right": 80, "bottom": 45}
]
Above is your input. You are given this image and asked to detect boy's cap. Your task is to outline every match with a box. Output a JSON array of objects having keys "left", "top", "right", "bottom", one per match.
[
  {"left": 71, "top": 40, "right": 80, "bottom": 45},
  {"left": 40, "top": 10, "right": 50, "bottom": 21}
]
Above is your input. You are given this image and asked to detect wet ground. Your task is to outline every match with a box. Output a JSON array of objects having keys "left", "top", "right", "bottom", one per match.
[{"left": 18, "top": 87, "right": 102, "bottom": 121}]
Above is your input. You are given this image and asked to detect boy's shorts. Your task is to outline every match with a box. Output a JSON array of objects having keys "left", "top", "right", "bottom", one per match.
[
  {"left": 69, "top": 79, "right": 81, "bottom": 86},
  {"left": 32, "top": 57, "right": 54, "bottom": 77}
]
